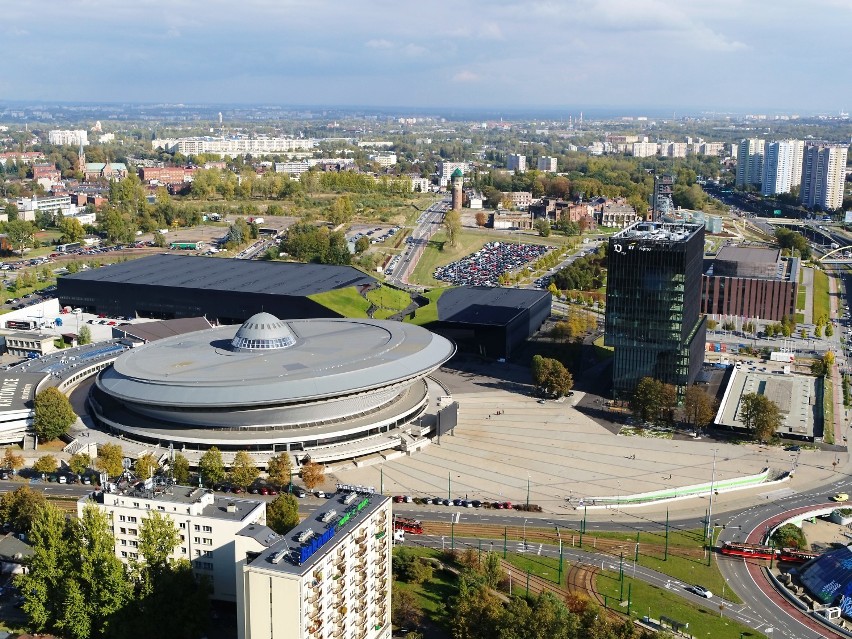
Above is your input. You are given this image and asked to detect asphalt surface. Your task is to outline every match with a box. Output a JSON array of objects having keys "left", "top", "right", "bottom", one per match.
[{"left": 387, "top": 199, "right": 448, "bottom": 287}]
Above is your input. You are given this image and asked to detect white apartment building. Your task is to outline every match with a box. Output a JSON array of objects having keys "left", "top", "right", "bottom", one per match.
[
  {"left": 237, "top": 490, "right": 392, "bottom": 639},
  {"left": 632, "top": 141, "right": 658, "bottom": 158},
  {"left": 736, "top": 138, "right": 765, "bottom": 187},
  {"left": 152, "top": 137, "right": 317, "bottom": 157},
  {"left": 536, "top": 156, "right": 558, "bottom": 172},
  {"left": 660, "top": 142, "right": 688, "bottom": 158},
  {"left": 48, "top": 129, "right": 88, "bottom": 146},
  {"left": 761, "top": 140, "right": 800, "bottom": 196},
  {"left": 438, "top": 161, "right": 467, "bottom": 187},
  {"left": 274, "top": 161, "right": 311, "bottom": 176},
  {"left": 789, "top": 139, "right": 805, "bottom": 188},
  {"left": 409, "top": 176, "right": 431, "bottom": 193},
  {"left": 369, "top": 154, "right": 397, "bottom": 168},
  {"left": 800, "top": 143, "right": 849, "bottom": 210},
  {"left": 506, "top": 153, "right": 527, "bottom": 173},
  {"left": 698, "top": 142, "right": 725, "bottom": 156},
  {"left": 80, "top": 485, "right": 269, "bottom": 603},
  {"left": 16, "top": 195, "right": 78, "bottom": 221}
]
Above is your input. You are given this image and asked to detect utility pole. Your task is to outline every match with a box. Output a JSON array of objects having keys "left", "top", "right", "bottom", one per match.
[{"left": 664, "top": 509, "right": 670, "bottom": 561}]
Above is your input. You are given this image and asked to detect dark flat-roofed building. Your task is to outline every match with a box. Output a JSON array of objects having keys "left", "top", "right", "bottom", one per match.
[
  {"left": 702, "top": 245, "right": 798, "bottom": 322},
  {"left": 419, "top": 286, "right": 551, "bottom": 359},
  {"left": 111, "top": 317, "right": 212, "bottom": 343},
  {"left": 58, "top": 254, "right": 377, "bottom": 323}
]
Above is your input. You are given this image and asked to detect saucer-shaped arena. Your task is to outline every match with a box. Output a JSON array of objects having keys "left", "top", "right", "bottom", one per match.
[{"left": 89, "top": 314, "right": 455, "bottom": 457}]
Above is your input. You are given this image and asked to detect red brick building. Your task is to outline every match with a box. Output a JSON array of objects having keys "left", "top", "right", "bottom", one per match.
[{"left": 139, "top": 166, "right": 195, "bottom": 184}]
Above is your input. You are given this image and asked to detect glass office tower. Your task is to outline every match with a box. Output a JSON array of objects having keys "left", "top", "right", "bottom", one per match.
[{"left": 604, "top": 222, "right": 707, "bottom": 399}]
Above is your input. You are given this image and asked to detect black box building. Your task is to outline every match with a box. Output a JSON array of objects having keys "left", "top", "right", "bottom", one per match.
[
  {"left": 604, "top": 222, "right": 707, "bottom": 399},
  {"left": 58, "top": 254, "right": 377, "bottom": 323},
  {"left": 423, "top": 287, "right": 551, "bottom": 359}
]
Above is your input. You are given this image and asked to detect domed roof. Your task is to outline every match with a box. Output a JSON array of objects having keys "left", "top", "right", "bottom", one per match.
[
  {"left": 451, "top": 167, "right": 464, "bottom": 178},
  {"left": 231, "top": 312, "right": 296, "bottom": 351}
]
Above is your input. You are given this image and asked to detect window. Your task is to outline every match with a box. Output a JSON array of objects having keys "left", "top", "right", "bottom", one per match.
[
  {"left": 194, "top": 525, "right": 200, "bottom": 532},
  {"left": 121, "top": 551, "right": 127, "bottom": 558},
  {"left": 202, "top": 538, "right": 212, "bottom": 545},
  {"left": 158, "top": 506, "right": 165, "bottom": 511},
  {"left": 119, "top": 515, "right": 126, "bottom": 522},
  {"left": 179, "top": 522, "right": 186, "bottom": 529},
  {"left": 194, "top": 550, "right": 201, "bottom": 557},
  {"left": 181, "top": 547, "right": 187, "bottom": 554},
  {"left": 194, "top": 537, "right": 200, "bottom": 544},
  {"left": 120, "top": 527, "right": 126, "bottom": 534},
  {"left": 133, "top": 503, "right": 139, "bottom": 508},
  {"left": 128, "top": 529, "right": 138, "bottom": 536},
  {"left": 120, "top": 539, "right": 127, "bottom": 546},
  {"left": 202, "top": 525, "right": 212, "bottom": 533},
  {"left": 129, "top": 541, "right": 138, "bottom": 548},
  {"left": 128, "top": 516, "right": 137, "bottom": 523},
  {"left": 203, "top": 550, "right": 213, "bottom": 558}
]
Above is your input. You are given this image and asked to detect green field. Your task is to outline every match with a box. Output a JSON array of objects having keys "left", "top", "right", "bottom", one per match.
[
  {"left": 812, "top": 268, "right": 829, "bottom": 320},
  {"left": 405, "top": 288, "right": 448, "bottom": 326},
  {"left": 796, "top": 286, "right": 807, "bottom": 311},
  {"left": 365, "top": 286, "right": 412, "bottom": 313},
  {"left": 308, "top": 287, "right": 370, "bottom": 317},
  {"left": 595, "top": 573, "right": 762, "bottom": 639},
  {"left": 823, "top": 378, "right": 835, "bottom": 444}
]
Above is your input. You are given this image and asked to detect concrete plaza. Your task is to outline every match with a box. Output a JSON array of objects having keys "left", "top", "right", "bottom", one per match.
[{"left": 333, "top": 363, "right": 844, "bottom": 516}]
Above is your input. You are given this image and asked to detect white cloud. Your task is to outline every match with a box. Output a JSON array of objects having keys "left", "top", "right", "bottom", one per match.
[
  {"left": 365, "top": 39, "right": 394, "bottom": 49},
  {"left": 452, "top": 70, "right": 480, "bottom": 83}
]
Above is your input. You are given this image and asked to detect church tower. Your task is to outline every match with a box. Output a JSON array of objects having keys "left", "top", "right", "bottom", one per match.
[{"left": 78, "top": 142, "right": 86, "bottom": 177}]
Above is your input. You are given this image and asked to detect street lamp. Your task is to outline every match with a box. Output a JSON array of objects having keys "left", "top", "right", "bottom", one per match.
[
  {"left": 523, "top": 518, "right": 528, "bottom": 549},
  {"left": 706, "top": 449, "right": 718, "bottom": 544},
  {"left": 526, "top": 474, "right": 530, "bottom": 508}
]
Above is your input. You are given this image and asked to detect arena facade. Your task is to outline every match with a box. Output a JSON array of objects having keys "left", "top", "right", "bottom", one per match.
[{"left": 88, "top": 313, "right": 456, "bottom": 461}]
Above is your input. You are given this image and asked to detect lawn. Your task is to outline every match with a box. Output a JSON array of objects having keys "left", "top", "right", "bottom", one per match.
[
  {"left": 823, "top": 378, "right": 835, "bottom": 444},
  {"left": 308, "top": 287, "right": 370, "bottom": 318},
  {"left": 405, "top": 288, "right": 449, "bottom": 326},
  {"left": 796, "top": 286, "right": 807, "bottom": 311},
  {"left": 365, "top": 286, "right": 412, "bottom": 312},
  {"left": 592, "top": 335, "right": 614, "bottom": 360},
  {"left": 812, "top": 268, "right": 829, "bottom": 321},
  {"left": 393, "top": 547, "right": 455, "bottom": 639},
  {"left": 596, "top": 573, "right": 762, "bottom": 639}
]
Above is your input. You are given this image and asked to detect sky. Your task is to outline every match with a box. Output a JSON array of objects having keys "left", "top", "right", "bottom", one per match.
[{"left": 3, "top": 0, "right": 851, "bottom": 114}]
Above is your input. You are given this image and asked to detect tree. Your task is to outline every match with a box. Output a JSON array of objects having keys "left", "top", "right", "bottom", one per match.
[
  {"left": 199, "top": 447, "right": 226, "bottom": 485},
  {"left": 96, "top": 442, "right": 125, "bottom": 478},
  {"left": 138, "top": 511, "right": 180, "bottom": 569},
  {"left": 266, "top": 452, "right": 293, "bottom": 488},
  {"left": 826, "top": 323, "right": 834, "bottom": 338},
  {"left": 534, "top": 219, "right": 551, "bottom": 237},
  {"left": 391, "top": 583, "right": 424, "bottom": 629},
  {"left": 706, "top": 318, "right": 718, "bottom": 330},
  {"left": 172, "top": 453, "right": 191, "bottom": 485},
  {"left": 4, "top": 203, "right": 19, "bottom": 221},
  {"left": 33, "top": 455, "right": 58, "bottom": 474},
  {"left": 482, "top": 552, "right": 504, "bottom": 589},
  {"left": 33, "top": 387, "right": 77, "bottom": 442},
  {"left": 2, "top": 447, "right": 24, "bottom": 471},
  {"left": 134, "top": 453, "right": 159, "bottom": 480},
  {"left": 0, "top": 486, "right": 47, "bottom": 533},
  {"left": 68, "top": 452, "right": 91, "bottom": 476},
  {"left": 682, "top": 386, "right": 717, "bottom": 430},
  {"left": 266, "top": 494, "right": 300, "bottom": 534},
  {"left": 443, "top": 210, "right": 461, "bottom": 247},
  {"left": 300, "top": 461, "right": 326, "bottom": 490},
  {"left": 354, "top": 236, "right": 370, "bottom": 253},
  {"left": 5, "top": 219, "right": 36, "bottom": 256},
  {"left": 739, "top": 392, "right": 782, "bottom": 442},
  {"left": 475, "top": 211, "right": 487, "bottom": 227},
  {"left": 78, "top": 324, "right": 92, "bottom": 345},
  {"left": 530, "top": 355, "right": 573, "bottom": 398},
  {"left": 59, "top": 216, "right": 85, "bottom": 243},
  {"left": 230, "top": 451, "right": 259, "bottom": 488},
  {"left": 632, "top": 377, "right": 677, "bottom": 425}
]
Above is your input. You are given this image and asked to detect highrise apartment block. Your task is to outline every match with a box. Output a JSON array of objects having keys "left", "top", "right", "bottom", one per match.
[
  {"left": 506, "top": 153, "right": 527, "bottom": 173},
  {"left": 761, "top": 140, "right": 802, "bottom": 196},
  {"left": 536, "top": 156, "right": 558, "bottom": 172},
  {"left": 237, "top": 489, "right": 392, "bottom": 639},
  {"left": 48, "top": 129, "right": 88, "bottom": 146},
  {"left": 735, "top": 138, "right": 765, "bottom": 188},
  {"left": 800, "top": 143, "right": 849, "bottom": 210},
  {"left": 604, "top": 222, "right": 707, "bottom": 399}
]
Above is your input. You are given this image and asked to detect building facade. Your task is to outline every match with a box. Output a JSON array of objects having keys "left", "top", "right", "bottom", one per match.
[
  {"left": 536, "top": 156, "right": 558, "bottom": 172},
  {"left": 761, "top": 140, "right": 798, "bottom": 196},
  {"left": 152, "top": 137, "right": 317, "bottom": 157},
  {"left": 79, "top": 486, "right": 268, "bottom": 602},
  {"left": 800, "top": 143, "right": 849, "bottom": 210},
  {"left": 48, "top": 130, "right": 88, "bottom": 146},
  {"left": 632, "top": 141, "right": 658, "bottom": 158},
  {"left": 506, "top": 154, "right": 526, "bottom": 173},
  {"left": 701, "top": 246, "right": 799, "bottom": 322},
  {"left": 437, "top": 161, "right": 467, "bottom": 187},
  {"left": 237, "top": 490, "right": 392, "bottom": 639},
  {"left": 605, "top": 222, "right": 707, "bottom": 399},
  {"left": 735, "top": 138, "right": 765, "bottom": 188}
]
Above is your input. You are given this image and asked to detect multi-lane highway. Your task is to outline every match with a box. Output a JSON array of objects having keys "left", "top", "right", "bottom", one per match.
[{"left": 386, "top": 199, "right": 448, "bottom": 287}]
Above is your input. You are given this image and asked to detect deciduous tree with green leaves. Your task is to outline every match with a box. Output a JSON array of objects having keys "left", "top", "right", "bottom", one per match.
[
  {"left": 172, "top": 453, "right": 191, "bottom": 485},
  {"left": 739, "top": 392, "right": 782, "bottom": 442},
  {"left": 138, "top": 511, "right": 180, "bottom": 569},
  {"left": 229, "top": 451, "right": 259, "bottom": 488},
  {"left": 134, "top": 453, "right": 159, "bottom": 480},
  {"left": 631, "top": 377, "right": 677, "bottom": 425},
  {"left": 78, "top": 325, "right": 92, "bottom": 345},
  {"left": 266, "top": 494, "right": 300, "bottom": 534},
  {"left": 68, "top": 452, "right": 91, "bottom": 476},
  {"left": 33, "top": 387, "right": 77, "bottom": 442},
  {"left": 266, "top": 452, "right": 292, "bottom": 488},
  {"left": 0, "top": 486, "right": 47, "bottom": 533},
  {"left": 33, "top": 455, "right": 58, "bottom": 474},
  {"left": 199, "top": 447, "right": 226, "bottom": 485},
  {"left": 682, "top": 386, "right": 717, "bottom": 430},
  {"left": 96, "top": 442, "right": 125, "bottom": 478}
]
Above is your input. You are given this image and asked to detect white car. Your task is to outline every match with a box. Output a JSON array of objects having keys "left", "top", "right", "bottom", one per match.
[{"left": 688, "top": 585, "right": 713, "bottom": 598}]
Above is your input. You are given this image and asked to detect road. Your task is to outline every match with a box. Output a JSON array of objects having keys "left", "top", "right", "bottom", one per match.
[{"left": 386, "top": 199, "right": 448, "bottom": 287}]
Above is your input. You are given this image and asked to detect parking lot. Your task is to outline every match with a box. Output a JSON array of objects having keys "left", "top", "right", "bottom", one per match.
[{"left": 434, "top": 241, "right": 553, "bottom": 286}]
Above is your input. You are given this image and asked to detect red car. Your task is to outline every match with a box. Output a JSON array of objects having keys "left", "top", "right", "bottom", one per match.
[
  {"left": 260, "top": 487, "right": 269, "bottom": 495},
  {"left": 393, "top": 495, "right": 404, "bottom": 503}
]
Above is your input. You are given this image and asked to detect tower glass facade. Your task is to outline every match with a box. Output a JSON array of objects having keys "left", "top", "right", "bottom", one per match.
[{"left": 605, "top": 222, "right": 707, "bottom": 399}]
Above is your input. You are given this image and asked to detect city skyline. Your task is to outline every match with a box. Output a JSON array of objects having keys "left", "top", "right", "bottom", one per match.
[{"left": 3, "top": 0, "right": 851, "bottom": 113}]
